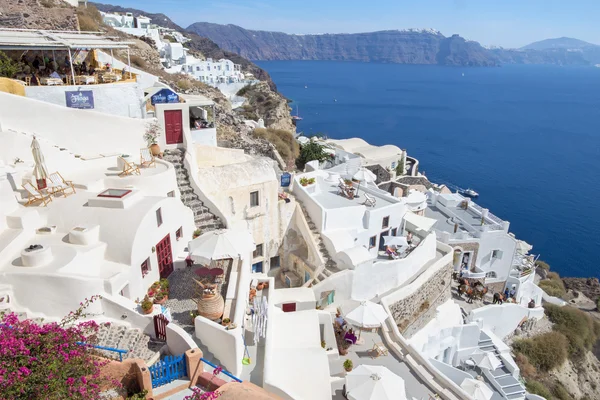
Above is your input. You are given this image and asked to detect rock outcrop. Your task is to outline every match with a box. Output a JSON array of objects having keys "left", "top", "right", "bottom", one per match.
[
  {"left": 0, "top": 0, "right": 78, "bottom": 31},
  {"left": 562, "top": 277, "right": 600, "bottom": 303},
  {"left": 238, "top": 82, "right": 295, "bottom": 132}
]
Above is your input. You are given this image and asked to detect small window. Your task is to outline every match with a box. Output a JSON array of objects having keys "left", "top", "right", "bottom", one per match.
[
  {"left": 141, "top": 258, "right": 150, "bottom": 277},
  {"left": 369, "top": 236, "right": 377, "bottom": 249},
  {"left": 382, "top": 216, "right": 390, "bottom": 229},
  {"left": 252, "top": 262, "right": 263, "bottom": 273},
  {"left": 486, "top": 271, "right": 497, "bottom": 278},
  {"left": 156, "top": 208, "right": 163, "bottom": 227},
  {"left": 391, "top": 228, "right": 397, "bottom": 236},
  {"left": 250, "top": 191, "right": 260, "bottom": 207},
  {"left": 391, "top": 162, "right": 396, "bottom": 169},
  {"left": 167, "top": 190, "right": 175, "bottom": 198},
  {"left": 176, "top": 227, "right": 182, "bottom": 241},
  {"left": 492, "top": 250, "right": 503, "bottom": 259},
  {"left": 253, "top": 244, "right": 263, "bottom": 258},
  {"left": 270, "top": 256, "right": 280, "bottom": 268}
]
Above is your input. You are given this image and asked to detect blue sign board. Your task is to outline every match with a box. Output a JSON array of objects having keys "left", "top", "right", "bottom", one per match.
[
  {"left": 280, "top": 172, "right": 291, "bottom": 187},
  {"left": 151, "top": 88, "right": 179, "bottom": 105},
  {"left": 65, "top": 90, "right": 94, "bottom": 109}
]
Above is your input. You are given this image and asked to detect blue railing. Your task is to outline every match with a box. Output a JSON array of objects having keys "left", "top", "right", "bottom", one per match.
[
  {"left": 76, "top": 342, "right": 128, "bottom": 362},
  {"left": 201, "top": 358, "right": 242, "bottom": 383}
]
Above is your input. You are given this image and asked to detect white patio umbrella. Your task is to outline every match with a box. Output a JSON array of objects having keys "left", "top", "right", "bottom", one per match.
[
  {"left": 352, "top": 168, "right": 376, "bottom": 197},
  {"left": 460, "top": 378, "right": 494, "bottom": 400},
  {"left": 345, "top": 300, "right": 388, "bottom": 339},
  {"left": 31, "top": 136, "right": 49, "bottom": 188},
  {"left": 383, "top": 236, "right": 409, "bottom": 248},
  {"left": 188, "top": 229, "right": 256, "bottom": 264},
  {"left": 471, "top": 351, "right": 502, "bottom": 370},
  {"left": 346, "top": 365, "right": 407, "bottom": 400}
]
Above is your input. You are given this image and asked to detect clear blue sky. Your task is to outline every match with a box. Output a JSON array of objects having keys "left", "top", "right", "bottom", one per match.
[{"left": 101, "top": 0, "right": 600, "bottom": 48}]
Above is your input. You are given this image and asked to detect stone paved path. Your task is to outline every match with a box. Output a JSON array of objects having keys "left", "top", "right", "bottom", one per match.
[{"left": 165, "top": 268, "right": 199, "bottom": 333}]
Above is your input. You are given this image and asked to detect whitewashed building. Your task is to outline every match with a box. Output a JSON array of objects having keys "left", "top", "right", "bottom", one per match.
[{"left": 186, "top": 58, "right": 244, "bottom": 85}]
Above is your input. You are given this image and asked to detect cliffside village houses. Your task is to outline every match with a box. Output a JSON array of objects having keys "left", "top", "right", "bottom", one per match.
[{"left": 0, "top": 25, "right": 555, "bottom": 400}]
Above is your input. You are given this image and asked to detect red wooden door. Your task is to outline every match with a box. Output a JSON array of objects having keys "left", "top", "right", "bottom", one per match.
[
  {"left": 164, "top": 109, "right": 183, "bottom": 144},
  {"left": 154, "top": 314, "right": 169, "bottom": 341},
  {"left": 156, "top": 234, "right": 173, "bottom": 279},
  {"left": 282, "top": 303, "right": 296, "bottom": 312}
]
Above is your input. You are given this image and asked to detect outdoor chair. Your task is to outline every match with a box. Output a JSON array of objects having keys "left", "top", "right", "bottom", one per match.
[
  {"left": 363, "top": 193, "right": 376, "bottom": 207},
  {"left": 47, "top": 171, "right": 76, "bottom": 197},
  {"left": 118, "top": 157, "right": 141, "bottom": 177},
  {"left": 140, "top": 148, "right": 156, "bottom": 168},
  {"left": 371, "top": 340, "right": 389, "bottom": 359},
  {"left": 22, "top": 182, "right": 52, "bottom": 207}
]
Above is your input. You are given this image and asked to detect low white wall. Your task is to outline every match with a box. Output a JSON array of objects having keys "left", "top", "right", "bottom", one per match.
[
  {"left": 318, "top": 311, "right": 337, "bottom": 352},
  {"left": 25, "top": 82, "right": 145, "bottom": 119},
  {"left": 353, "top": 233, "right": 440, "bottom": 300},
  {"left": 191, "top": 128, "right": 217, "bottom": 147},
  {"left": 542, "top": 291, "right": 567, "bottom": 306},
  {"left": 194, "top": 316, "right": 244, "bottom": 377},
  {"left": 429, "top": 358, "right": 472, "bottom": 386},
  {"left": 290, "top": 176, "right": 325, "bottom": 232},
  {"left": 468, "top": 303, "right": 545, "bottom": 339},
  {"left": 0, "top": 92, "right": 146, "bottom": 157},
  {"left": 100, "top": 294, "right": 154, "bottom": 337},
  {"left": 166, "top": 323, "right": 196, "bottom": 355}
]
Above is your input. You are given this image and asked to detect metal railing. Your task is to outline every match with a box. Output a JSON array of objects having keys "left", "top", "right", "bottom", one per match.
[
  {"left": 76, "top": 342, "right": 128, "bottom": 362},
  {"left": 201, "top": 358, "right": 242, "bottom": 383}
]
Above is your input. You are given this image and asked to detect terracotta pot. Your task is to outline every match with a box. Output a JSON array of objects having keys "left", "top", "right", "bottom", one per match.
[
  {"left": 339, "top": 348, "right": 348, "bottom": 356},
  {"left": 257, "top": 282, "right": 265, "bottom": 291},
  {"left": 153, "top": 295, "right": 168, "bottom": 305},
  {"left": 142, "top": 306, "right": 153, "bottom": 315},
  {"left": 150, "top": 143, "right": 161, "bottom": 156},
  {"left": 344, "top": 366, "right": 353, "bottom": 372}
]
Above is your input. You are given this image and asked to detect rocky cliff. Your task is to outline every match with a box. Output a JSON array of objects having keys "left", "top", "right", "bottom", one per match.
[
  {"left": 0, "top": 0, "right": 79, "bottom": 30},
  {"left": 187, "top": 22, "right": 598, "bottom": 67},
  {"left": 187, "top": 23, "right": 498, "bottom": 66}
]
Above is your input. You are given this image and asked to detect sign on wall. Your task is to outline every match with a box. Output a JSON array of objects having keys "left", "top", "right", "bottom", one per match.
[
  {"left": 280, "top": 172, "right": 291, "bottom": 187},
  {"left": 65, "top": 90, "right": 94, "bottom": 109},
  {"left": 151, "top": 88, "right": 180, "bottom": 105}
]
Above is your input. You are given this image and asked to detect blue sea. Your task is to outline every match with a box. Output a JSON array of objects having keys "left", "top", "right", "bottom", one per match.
[{"left": 256, "top": 61, "right": 600, "bottom": 278}]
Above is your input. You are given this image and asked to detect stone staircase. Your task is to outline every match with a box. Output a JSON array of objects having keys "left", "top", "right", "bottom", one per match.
[
  {"left": 295, "top": 200, "right": 340, "bottom": 285},
  {"left": 163, "top": 149, "right": 224, "bottom": 233},
  {"left": 95, "top": 322, "right": 163, "bottom": 365},
  {"left": 478, "top": 331, "right": 526, "bottom": 400}
]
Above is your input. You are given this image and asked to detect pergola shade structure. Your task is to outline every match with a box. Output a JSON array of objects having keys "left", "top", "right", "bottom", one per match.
[{"left": 0, "top": 28, "right": 135, "bottom": 83}]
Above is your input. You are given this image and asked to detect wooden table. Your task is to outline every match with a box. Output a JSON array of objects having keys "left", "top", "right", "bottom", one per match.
[{"left": 74, "top": 75, "right": 96, "bottom": 85}]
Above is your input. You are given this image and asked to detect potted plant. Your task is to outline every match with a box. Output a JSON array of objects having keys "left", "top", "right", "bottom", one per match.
[
  {"left": 222, "top": 318, "right": 231, "bottom": 327},
  {"left": 343, "top": 359, "right": 353, "bottom": 372},
  {"left": 190, "top": 310, "right": 199, "bottom": 324},
  {"left": 144, "top": 121, "right": 162, "bottom": 157},
  {"left": 308, "top": 177, "right": 316, "bottom": 185},
  {"left": 153, "top": 291, "right": 168, "bottom": 305},
  {"left": 151, "top": 281, "right": 161, "bottom": 291},
  {"left": 299, "top": 177, "right": 309, "bottom": 187},
  {"left": 193, "top": 229, "right": 202, "bottom": 239},
  {"left": 321, "top": 340, "right": 326, "bottom": 349},
  {"left": 160, "top": 278, "right": 169, "bottom": 293},
  {"left": 141, "top": 296, "right": 154, "bottom": 315}
]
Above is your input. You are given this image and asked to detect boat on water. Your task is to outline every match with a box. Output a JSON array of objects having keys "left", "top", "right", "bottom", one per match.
[
  {"left": 460, "top": 188, "right": 479, "bottom": 198},
  {"left": 291, "top": 105, "right": 302, "bottom": 123}
]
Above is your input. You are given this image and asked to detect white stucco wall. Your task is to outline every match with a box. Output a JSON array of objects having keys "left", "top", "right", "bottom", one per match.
[
  {"left": 0, "top": 92, "right": 146, "bottom": 157},
  {"left": 194, "top": 316, "right": 244, "bottom": 377},
  {"left": 476, "top": 230, "right": 517, "bottom": 282},
  {"left": 25, "top": 82, "right": 145, "bottom": 119},
  {"left": 468, "top": 303, "right": 545, "bottom": 339}
]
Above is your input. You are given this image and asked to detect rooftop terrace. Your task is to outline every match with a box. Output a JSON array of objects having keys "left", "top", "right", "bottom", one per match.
[{"left": 306, "top": 175, "right": 396, "bottom": 210}]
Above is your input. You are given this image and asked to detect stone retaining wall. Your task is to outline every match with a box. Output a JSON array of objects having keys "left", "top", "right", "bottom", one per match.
[{"left": 389, "top": 262, "right": 453, "bottom": 338}]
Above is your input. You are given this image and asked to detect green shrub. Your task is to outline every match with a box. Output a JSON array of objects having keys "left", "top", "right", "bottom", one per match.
[
  {"left": 129, "top": 55, "right": 146, "bottom": 69},
  {"left": 253, "top": 128, "right": 299, "bottom": 164},
  {"left": 538, "top": 279, "right": 566, "bottom": 298},
  {"left": 296, "top": 141, "right": 332, "bottom": 170},
  {"left": 514, "top": 352, "right": 537, "bottom": 379},
  {"left": 77, "top": 5, "right": 102, "bottom": 31},
  {"left": 544, "top": 303, "right": 600, "bottom": 359},
  {"left": 0, "top": 51, "right": 20, "bottom": 78},
  {"left": 547, "top": 271, "right": 563, "bottom": 283},
  {"left": 176, "top": 79, "right": 192, "bottom": 91},
  {"left": 551, "top": 382, "right": 573, "bottom": 400},
  {"left": 535, "top": 260, "right": 550, "bottom": 271},
  {"left": 525, "top": 380, "right": 551, "bottom": 399},
  {"left": 512, "top": 331, "right": 568, "bottom": 372}
]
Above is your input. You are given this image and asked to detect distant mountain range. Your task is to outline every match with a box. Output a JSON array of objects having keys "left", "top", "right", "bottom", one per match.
[{"left": 186, "top": 23, "right": 600, "bottom": 67}]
